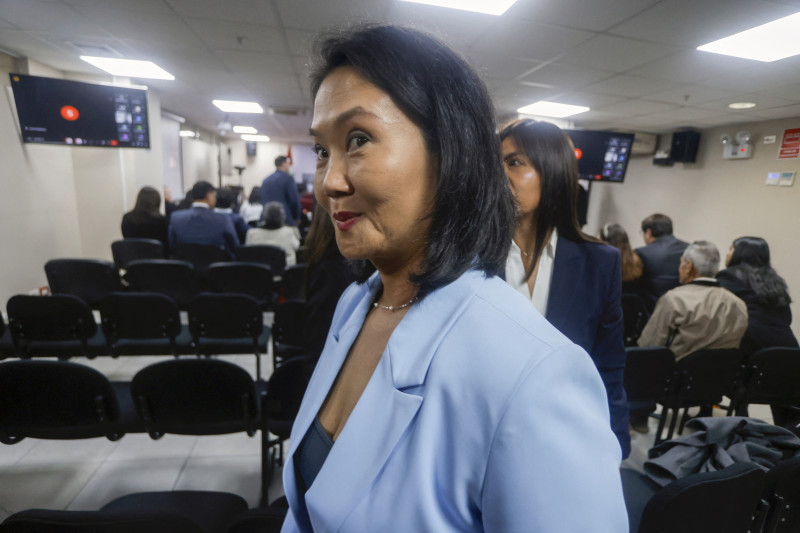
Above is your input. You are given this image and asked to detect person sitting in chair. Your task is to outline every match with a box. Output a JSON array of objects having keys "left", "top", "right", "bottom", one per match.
[{"left": 168, "top": 181, "right": 240, "bottom": 257}]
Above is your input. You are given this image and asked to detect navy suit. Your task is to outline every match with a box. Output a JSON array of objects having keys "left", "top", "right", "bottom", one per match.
[
  {"left": 168, "top": 205, "right": 240, "bottom": 256},
  {"left": 508, "top": 237, "right": 630, "bottom": 458},
  {"left": 260, "top": 170, "right": 301, "bottom": 226},
  {"left": 635, "top": 234, "right": 689, "bottom": 310}
]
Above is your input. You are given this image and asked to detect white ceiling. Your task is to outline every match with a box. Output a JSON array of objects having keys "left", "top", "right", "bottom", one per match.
[{"left": 2, "top": 0, "right": 800, "bottom": 142}]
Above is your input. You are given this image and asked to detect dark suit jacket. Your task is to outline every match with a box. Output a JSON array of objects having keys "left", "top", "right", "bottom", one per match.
[
  {"left": 716, "top": 268, "right": 799, "bottom": 355},
  {"left": 260, "top": 170, "right": 301, "bottom": 226},
  {"left": 635, "top": 235, "right": 688, "bottom": 310},
  {"left": 121, "top": 211, "right": 168, "bottom": 247},
  {"left": 168, "top": 205, "right": 240, "bottom": 256}
]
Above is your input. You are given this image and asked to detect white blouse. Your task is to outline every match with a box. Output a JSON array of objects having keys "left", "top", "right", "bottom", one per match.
[{"left": 505, "top": 229, "right": 559, "bottom": 315}]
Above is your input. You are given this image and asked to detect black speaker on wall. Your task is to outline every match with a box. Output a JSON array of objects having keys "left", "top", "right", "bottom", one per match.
[
  {"left": 670, "top": 130, "right": 700, "bottom": 163},
  {"left": 246, "top": 142, "right": 257, "bottom": 157}
]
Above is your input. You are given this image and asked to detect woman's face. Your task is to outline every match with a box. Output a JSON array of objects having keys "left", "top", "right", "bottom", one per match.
[
  {"left": 311, "top": 66, "right": 436, "bottom": 273},
  {"left": 501, "top": 137, "right": 541, "bottom": 221}
]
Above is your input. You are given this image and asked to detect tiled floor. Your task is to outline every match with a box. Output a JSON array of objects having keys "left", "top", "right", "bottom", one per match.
[{"left": 0, "top": 353, "right": 286, "bottom": 520}]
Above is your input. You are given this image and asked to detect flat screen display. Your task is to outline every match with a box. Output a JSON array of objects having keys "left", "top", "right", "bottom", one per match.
[
  {"left": 9, "top": 73, "right": 150, "bottom": 148},
  {"left": 565, "top": 129, "right": 634, "bottom": 183}
]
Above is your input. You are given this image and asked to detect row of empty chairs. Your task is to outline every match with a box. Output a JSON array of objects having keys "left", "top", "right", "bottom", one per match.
[{"left": 624, "top": 346, "right": 800, "bottom": 443}]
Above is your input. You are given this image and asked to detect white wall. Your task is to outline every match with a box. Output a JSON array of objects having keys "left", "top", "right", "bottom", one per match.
[
  {"left": 586, "top": 116, "right": 800, "bottom": 339},
  {"left": 181, "top": 135, "right": 220, "bottom": 193}
]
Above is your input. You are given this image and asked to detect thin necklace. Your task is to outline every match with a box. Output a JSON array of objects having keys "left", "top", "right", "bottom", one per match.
[
  {"left": 372, "top": 298, "right": 416, "bottom": 311},
  {"left": 520, "top": 249, "right": 535, "bottom": 258}
]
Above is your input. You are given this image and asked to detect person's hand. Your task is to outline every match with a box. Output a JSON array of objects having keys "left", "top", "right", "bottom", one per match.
[{"left": 163, "top": 186, "right": 173, "bottom": 203}]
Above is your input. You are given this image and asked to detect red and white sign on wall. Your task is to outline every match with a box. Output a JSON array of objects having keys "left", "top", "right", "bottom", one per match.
[{"left": 778, "top": 128, "right": 800, "bottom": 159}]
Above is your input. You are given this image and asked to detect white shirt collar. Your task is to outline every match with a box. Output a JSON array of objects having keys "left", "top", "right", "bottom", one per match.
[{"left": 192, "top": 202, "right": 210, "bottom": 209}]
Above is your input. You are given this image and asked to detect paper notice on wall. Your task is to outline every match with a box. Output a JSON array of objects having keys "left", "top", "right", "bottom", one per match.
[
  {"left": 778, "top": 128, "right": 800, "bottom": 159},
  {"left": 779, "top": 171, "right": 796, "bottom": 186}
]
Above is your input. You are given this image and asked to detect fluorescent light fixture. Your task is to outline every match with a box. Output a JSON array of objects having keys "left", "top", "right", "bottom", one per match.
[
  {"left": 179, "top": 130, "right": 196, "bottom": 138},
  {"left": 398, "top": 0, "right": 517, "bottom": 15},
  {"left": 728, "top": 102, "right": 757, "bottom": 109},
  {"left": 697, "top": 12, "right": 800, "bottom": 62},
  {"left": 80, "top": 56, "right": 174, "bottom": 80},
  {"left": 517, "top": 101, "right": 590, "bottom": 118},
  {"left": 213, "top": 100, "right": 263, "bottom": 113},
  {"left": 241, "top": 134, "right": 270, "bottom": 142},
  {"left": 233, "top": 125, "right": 258, "bottom": 134}
]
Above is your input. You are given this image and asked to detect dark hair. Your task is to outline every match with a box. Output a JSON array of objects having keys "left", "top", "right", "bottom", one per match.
[
  {"left": 499, "top": 119, "right": 600, "bottom": 278},
  {"left": 248, "top": 186, "right": 261, "bottom": 204},
  {"left": 215, "top": 188, "right": 235, "bottom": 209},
  {"left": 190, "top": 181, "right": 216, "bottom": 200},
  {"left": 728, "top": 236, "right": 791, "bottom": 307},
  {"left": 641, "top": 213, "right": 673, "bottom": 238},
  {"left": 310, "top": 24, "right": 514, "bottom": 294},
  {"left": 262, "top": 202, "right": 286, "bottom": 229},
  {"left": 133, "top": 186, "right": 161, "bottom": 215},
  {"left": 601, "top": 223, "right": 642, "bottom": 282},
  {"left": 275, "top": 156, "right": 288, "bottom": 168}
]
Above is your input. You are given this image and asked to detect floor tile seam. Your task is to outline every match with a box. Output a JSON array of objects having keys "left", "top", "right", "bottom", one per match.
[
  {"left": 63, "top": 460, "right": 105, "bottom": 510},
  {"left": 173, "top": 437, "right": 202, "bottom": 490}
]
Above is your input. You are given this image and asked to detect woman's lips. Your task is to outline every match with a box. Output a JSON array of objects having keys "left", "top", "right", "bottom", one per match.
[{"left": 332, "top": 211, "right": 362, "bottom": 231}]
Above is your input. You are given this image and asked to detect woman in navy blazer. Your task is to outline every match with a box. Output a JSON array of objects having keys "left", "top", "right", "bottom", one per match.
[
  {"left": 281, "top": 25, "right": 627, "bottom": 532},
  {"left": 500, "top": 120, "right": 630, "bottom": 458}
]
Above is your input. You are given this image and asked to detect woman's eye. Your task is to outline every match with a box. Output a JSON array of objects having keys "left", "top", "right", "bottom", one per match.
[
  {"left": 347, "top": 134, "right": 369, "bottom": 151},
  {"left": 506, "top": 158, "right": 521, "bottom": 167},
  {"left": 313, "top": 144, "right": 329, "bottom": 161}
]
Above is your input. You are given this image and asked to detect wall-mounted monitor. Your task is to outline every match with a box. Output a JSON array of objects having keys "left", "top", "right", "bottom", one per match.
[
  {"left": 9, "top": 73, "right": 150, "bottom": 148},
  {"left": 565, "top": 129, "right": 634, "bottom": 183}
]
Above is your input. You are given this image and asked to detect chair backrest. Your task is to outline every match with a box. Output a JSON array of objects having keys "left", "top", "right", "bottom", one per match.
[
  {"left": 743, "top": 347, "right": 800, "bottom": 407},
  {"left": 185, "top": 293, "right": 263, "bottom": 341},
  {"left": 171, "top": 243, "right": 230, "bottom": 275},
  {"left": 111, "top": 238, "right": 166, "bottom": 269},
  {"left": 265, "top": 357, "right": 308, "bottom": 424},
  {"left": 762, "top": 456, "right": 800, "bottom": 533},
  {"left": 638, "top": 462, "right": 765, "bottom": 533},
  {"left": 207, "top": 262, "right": 274, "bottom": 307},
  {"left": 281, "top": 264, "right": 307, "bottom": 301},
  {"left": 44, "top": 259, "right": 123, "bottom": 308},
  {"left": 0, "top": 509, "right": 204, "bottom": 533},
  {"left": 235, "top": 245, "right": 286, "bottom": 277},
  {"left": 7, "top": 294, "right": 97, "bottom": 345},
  {"left": 0, "top": 360, "right": 124, "bottom": 443},
  {"left": 125, "top": 260, "right": 201, "bottom": 307},
  {"left": 668, "top": 348, "right": 742, "bottom": 408},
  {"left": 624, "top": 346, "right": 675, "bottom": 403},
  {"left": 130, "top": 359, "right": 259, "bottom": 438},
  {"left": 621, "top": 292, "right": 650, "bottom": 346},
  {"left": 100, "top": 292, "right": 181, "bottom": 343},
  {"left": 273, "top": 300, "right": 307, "bottom": 347}
]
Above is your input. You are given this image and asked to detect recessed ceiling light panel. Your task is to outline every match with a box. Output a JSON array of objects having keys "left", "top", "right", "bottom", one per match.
[
  {"left": 697, "top": 12, "right": 800, "bottom": 62},
  {"left": 179, "top": 130, "right": 197, "bottom": 138},
  {"left": 398, "top": 0, "right": 517, "bottom": 16},
  {"left": 241, "top": 134, "right": 270, "bottom": 142},
  {"left": 517, "top": 101, "right": 590, "bottom": 118},
  {"left": 728, "top": 102, "right": 757, "bottom": 109},
  {"left": 233, "top": 125, "right": 258, "bottom": 134},
  {"left": 80, "top": 56, "right": 174, "bottom": 80},
  {"left": 213, "top": 100, "right": 264, "bottom": 113}
]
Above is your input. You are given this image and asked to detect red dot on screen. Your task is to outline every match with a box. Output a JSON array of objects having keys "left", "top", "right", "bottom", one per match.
[
  {"left": 575, "top": 148, "right": 583, "bottom": 160},
  {"left": 110, "top": 140, "right": 119, "bottom": 147},
  {"left": 60, "top": 106, "right": 79, "bottom": 121},
  {"left": 595, "top": 175, "right": 601, "bottom": 180}
]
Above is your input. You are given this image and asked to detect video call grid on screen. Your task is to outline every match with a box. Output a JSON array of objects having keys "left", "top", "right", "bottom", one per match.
[{"left": 566, "top": 129, "right": 635, "bottom": 183}]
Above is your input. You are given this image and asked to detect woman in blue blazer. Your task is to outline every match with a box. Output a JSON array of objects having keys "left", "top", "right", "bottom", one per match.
[
  {"left": 281, "top": 26, "right": 628, "bottom": 532},
  {"left": 500, "top": 119, "right": 630, "bottom": 458}
]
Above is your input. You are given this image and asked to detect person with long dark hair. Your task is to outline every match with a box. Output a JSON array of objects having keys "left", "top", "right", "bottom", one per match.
[
  {"left": 121, "top": 186, "right": 168, "bottom": 246},
  {"left": 280, "top": 25, "right": 626, "bottom": 532},
  {"left": 601, "top": 223, "right": 643, "bottom": 292},
  {"left": 717, "top": 236, "right": 798, "bottom": 354},
  {"left": 500, "top": 119, "right": 629, "bottom": 458}
]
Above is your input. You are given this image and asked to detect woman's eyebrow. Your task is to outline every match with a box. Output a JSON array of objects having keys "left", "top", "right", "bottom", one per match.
[{"left": 309, "top": 107, "right": 379, "bottom": 137}]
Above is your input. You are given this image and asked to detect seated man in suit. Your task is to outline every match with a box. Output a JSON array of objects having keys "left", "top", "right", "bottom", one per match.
[
  {"left": 168, "top": 181, "right": 240, "bottom": 257},
  {"left": 636, "top": 213, "right": 689, "bottom": 310},
  {"left": 638, "top": 240, "right": 748, "bottom": 361},
  {"left": 213, "top": 188, "right": 249, "bottom": 243}
]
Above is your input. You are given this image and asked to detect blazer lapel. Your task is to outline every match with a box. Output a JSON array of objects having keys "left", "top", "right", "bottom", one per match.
[{"left": 546, "top": 237, "right": 584, "bottom": 328}]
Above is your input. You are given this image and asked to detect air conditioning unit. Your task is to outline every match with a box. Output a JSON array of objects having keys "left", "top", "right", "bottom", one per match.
[{"left": 631, "top": 132, "right": 658, "bottom": 155}]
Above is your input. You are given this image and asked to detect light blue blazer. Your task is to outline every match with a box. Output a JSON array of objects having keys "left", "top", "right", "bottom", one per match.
[{"left": 282, "top": 269, "right": 627, "bottom": 532}]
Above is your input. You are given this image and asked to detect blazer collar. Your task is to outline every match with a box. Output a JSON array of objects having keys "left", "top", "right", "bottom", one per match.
[{"left": 285, "top": 269, "right": 487, "bottom": 532}]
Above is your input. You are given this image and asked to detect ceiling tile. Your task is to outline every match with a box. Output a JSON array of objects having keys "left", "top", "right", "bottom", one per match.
[
  {"left": 166, "top": 0, "right": 274, "bottom": 24},
  {"left": 184, "top": 18, "right": 285, "bottom": 54},
  {"left": 640, "top": 106, "right": 726, "bottom": 123},
  {"left": 469, "top": 19, "right": 594, "bottom": 62},
  {"left": 384, "top": 3, "right": 501, "bottom": 48},
  {"left": 213, "top": 49, "right": 296, "bottom": 77},
  {"left": 3, "top": 0, "right": 111, "bottom": 39},
  {"left": 76, "top": 8, "right": 202, "bottom": 47},
  {"left": 750, "top": 104, "right": 800, "bottom": 120},
  {"left": 521, "top": 63, "right": 614, "bottom": 92},
  {"left": 549, "top": 90, "right": 627, "bottom": 108},
  {"left": 275, "top": 0, "right": 390, "bottom": 31},
  {"left": 645, "top": 84, "right": 737, "bottom": 106},
  {"left": 595, "top": 99, "right": 680, "bottom": 116},
  {"left": 505, "top": 0, "right": 662, "bottom": 32},
  {"left": 0, "top": 18, "right": 17, "bottom": 29},
  {"left": 582, "top": 75, "right": 679, "bottom": 98},
  {"left": 557, "top": 35, "right": 677, "bottom": 73},
  {"left": 64, "top": 0, "right": 174, "bottom": 14},
  {"left": 466, "top": 52, "right": 542, "bottom": 84},
  {"left": 626, "top": 50, "right": 746, "bottom": 84},
  {"left": 284, "top": 29, "right": 318, "bottom": 57}
]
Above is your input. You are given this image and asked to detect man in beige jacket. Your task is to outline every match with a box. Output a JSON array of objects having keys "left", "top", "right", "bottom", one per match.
[{"left": 638, "top": 240, "right": 748, "bottom": 361}]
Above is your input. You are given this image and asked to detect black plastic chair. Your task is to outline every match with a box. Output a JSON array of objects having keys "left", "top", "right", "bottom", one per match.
[
  {"left": 621, "top": 292, "right": 650, "bottom": 347},
  {"left": 172, "top": 243, "right": 231, "bottom": 276},
  {"left": 130, "top": 359, "right": 267, "bottom": 507},
  {"left": 100, "top": 292, "right": 191, "bottom": 357},
  {"left": 0, "top": 311, "right": 14, "bottom": 359},
  {"left": 235, "top": 245, "right": 286, "bottom": 278},
  {"left": 125, "top": 260, "right": 202, "bottom": 308},
  {"left": 44, "top": 259, "right": 124, "bottom": 308},
  {"left": 655, "top": 348, "right": 743, "bottom": 444},
  {"left": 207, "top": 262, "right": 275, "bottom": 309},
  {"left": 280, "top": 264, "right": 306, "bottom": 302},
  {"left": 624, "top": 346, "right": 675, "bottom": 429},
  {"left": 112, "top": 238, "right": 166, "bottom": 270},
  {"left": 0, "top": 360, "right": 139, "bottom": 443},
  {"left": 622, "top": 462, "right": 765, "bottom": 533},
  {"left": 727, "top": 347, "right": 800, "bottom": 420},
  {"left": 271, "top": 300, "right": 307, "bottom": 369},
  {"left": 7, "top": 294, "right": 105, "bottom": 359},
  {"left": 0, "top": 491, "right": 248, "bottom": 533},
  {"left": 758, "top": 456, "right": 800, "bottom": 533},
  {"left": 185, "top": 293, "right": 269, "bottom": 379}
]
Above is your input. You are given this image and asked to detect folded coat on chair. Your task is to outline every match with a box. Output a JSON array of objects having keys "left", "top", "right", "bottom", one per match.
[{"left": 644, "top": 416, "right": 800, "bottom": 486}]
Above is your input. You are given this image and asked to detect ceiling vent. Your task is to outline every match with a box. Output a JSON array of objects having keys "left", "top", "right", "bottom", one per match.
[{"left": 67, "top": 42, "right": 122, "bottom": 58}]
